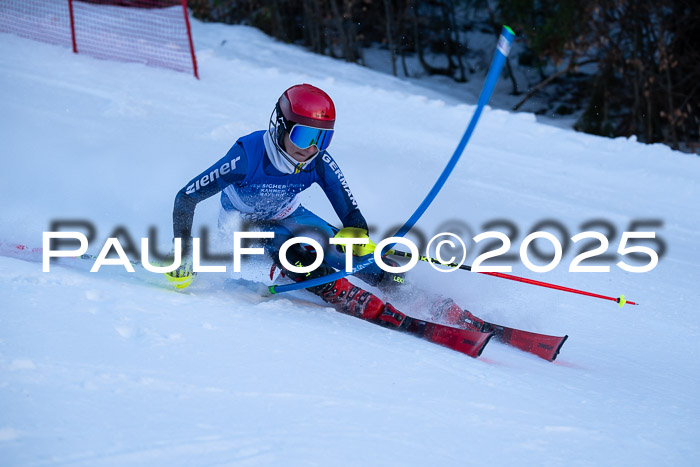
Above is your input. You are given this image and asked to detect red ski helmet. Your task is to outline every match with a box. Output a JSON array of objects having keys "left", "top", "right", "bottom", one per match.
[
  {"left": 270, "top": 84, "right": 336, "bottom": 155},
  {"left": 278, "top": 84, "right": 335, "bottom": 130}
]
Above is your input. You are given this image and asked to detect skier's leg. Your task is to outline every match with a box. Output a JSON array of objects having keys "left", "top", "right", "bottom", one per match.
[
  {"left": 269, "top": 239, "right": 385, "bottom": 319},
  {"left": 261, "top": 208, "right": 385, "bottom": 319},
  {"left": 266, "top": 206, "right": 405, "bottom": 290}
]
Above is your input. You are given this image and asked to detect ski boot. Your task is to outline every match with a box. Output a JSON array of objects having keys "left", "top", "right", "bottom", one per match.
[
  {"left": 431, "top": 298, "right": 487, "bottom": 332},
  {"left": 317, "top": 277, "right": 385, "bottom": 320}
]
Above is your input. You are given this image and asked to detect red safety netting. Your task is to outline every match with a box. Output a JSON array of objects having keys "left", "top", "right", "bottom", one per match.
[
  {"left": 0, "top": 0, "right": 198, "bottom": 77},
  {"left": 0, "top": 0, "right": 73, "bottom": 48}
]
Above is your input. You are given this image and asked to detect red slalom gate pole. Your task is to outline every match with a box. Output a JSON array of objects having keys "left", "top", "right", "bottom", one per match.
[
  {"left": 181, "top": 0, "right": 199, "bottom": 79},
  {"left": 387, "top": 249, "right": 638, "bottom": 307},
  {"left": 68, "top": 0, "right": 78, "bottom": 54}
]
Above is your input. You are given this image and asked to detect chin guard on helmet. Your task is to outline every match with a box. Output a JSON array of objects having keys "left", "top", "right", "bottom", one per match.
[{"left": 270, "top": 102, "right": 289, "bottom": 149}]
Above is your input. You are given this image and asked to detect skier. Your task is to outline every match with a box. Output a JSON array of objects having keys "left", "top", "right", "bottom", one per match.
[
  {"left": 165, "top": 84, "right": 403, "bottom": 320},
  {"left": 161, "top": 83, "right": 567, "bottom": 361}
]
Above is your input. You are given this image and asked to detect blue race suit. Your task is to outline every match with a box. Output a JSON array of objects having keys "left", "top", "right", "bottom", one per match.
[{"left": 173, "top": 130, "right": 383, "bottom": 285}]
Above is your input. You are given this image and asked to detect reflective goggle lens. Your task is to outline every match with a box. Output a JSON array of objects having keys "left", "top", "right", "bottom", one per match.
[{"left": 289, "top": 124, "right": 334, "bottom": 151}]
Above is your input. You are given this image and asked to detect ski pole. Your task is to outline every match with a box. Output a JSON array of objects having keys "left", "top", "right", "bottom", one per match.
[
  {"left": 1, "top": 242, "right": 142, "bottom": 267},
  {"left": 387, "top": 249, "right": 638, "bottom": 307}
]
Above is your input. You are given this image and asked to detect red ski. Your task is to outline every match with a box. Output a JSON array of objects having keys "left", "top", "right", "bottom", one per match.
[
  {"left": 483, "top": 322, "right": 568, "bottom": 362},
  {"left": 376, "top": 304, "right": 493, "bottom": 358},
  {"left": 271, "top": 268, "right": 493, "bottom": 359},
  {"left": 433, "top": 299, "right": 568, "bottom": 361}
]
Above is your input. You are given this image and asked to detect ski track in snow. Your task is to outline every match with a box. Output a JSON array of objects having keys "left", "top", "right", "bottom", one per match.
[{"left": 1, "top": 10, "right": 700, "bottom": 466}]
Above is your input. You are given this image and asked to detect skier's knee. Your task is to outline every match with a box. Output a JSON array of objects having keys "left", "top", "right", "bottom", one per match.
[
  {"left": 273, "top": 243, "right": 335, "bottom": 293},
  {"left": 376, "top": 256, "right": 407, "bottom": 292}
]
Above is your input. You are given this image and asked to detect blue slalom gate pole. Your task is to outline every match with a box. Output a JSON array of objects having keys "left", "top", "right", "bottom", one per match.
[{"left": 270, "top": 26, "right": 515, "bottom": 295}]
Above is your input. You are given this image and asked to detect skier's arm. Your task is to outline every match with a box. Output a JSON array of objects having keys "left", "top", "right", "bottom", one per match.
[
  {"left": 173, "top": 143, "right": 249, "bottom": 241},
  {"left": 315, "top": 153, "right": 369, "bottom": 231}
]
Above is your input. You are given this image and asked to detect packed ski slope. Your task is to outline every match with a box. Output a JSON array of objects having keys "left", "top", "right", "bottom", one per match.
[{"left": 2, "top": 15, "right": 700, "bottom": 466}]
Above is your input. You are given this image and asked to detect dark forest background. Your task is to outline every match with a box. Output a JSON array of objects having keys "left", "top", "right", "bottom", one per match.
[{"left": 187, "top": 0, "right": 699, "bottom": 153}]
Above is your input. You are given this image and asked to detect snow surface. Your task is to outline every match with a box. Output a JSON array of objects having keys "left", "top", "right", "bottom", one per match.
[{"left": 2, "top": 14, "right": 700, "bottom": 466}]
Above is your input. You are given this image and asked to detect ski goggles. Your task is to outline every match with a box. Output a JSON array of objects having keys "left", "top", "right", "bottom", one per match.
[{"left": 288, "top": 124, "right": 334, "bottom": 152}]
